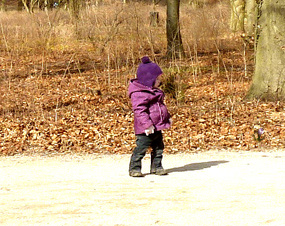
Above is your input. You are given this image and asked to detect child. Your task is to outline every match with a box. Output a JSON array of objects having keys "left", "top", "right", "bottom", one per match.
[{"left": 128, "top": 56, "right": 171, "bottom": 177}]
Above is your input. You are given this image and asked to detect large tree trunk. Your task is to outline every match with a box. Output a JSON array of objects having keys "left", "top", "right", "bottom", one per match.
[
  {"left": 166, "top": 0, "right": 184, "bottom": 59},
  {"left": 247, "top": 0, "right": 285, "bottom": 100},
  {"left": 230, "top": 0, "right": 245, "bottom": 32}
]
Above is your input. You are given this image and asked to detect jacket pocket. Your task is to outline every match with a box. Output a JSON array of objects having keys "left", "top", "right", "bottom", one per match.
[
  {"left": 149, "top": 104, "right": 160, "bottom": 125},
  {"left": 160, "top": 103, "right": 170, "bottom": 122}
]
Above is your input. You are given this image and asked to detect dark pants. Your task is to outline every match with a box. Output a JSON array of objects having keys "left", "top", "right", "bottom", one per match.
[{"left": 129, "top": 131, "right": 164, "bottom": 173}]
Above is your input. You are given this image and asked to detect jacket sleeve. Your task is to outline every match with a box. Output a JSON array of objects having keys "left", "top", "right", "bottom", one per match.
[{"left": 131, "top": 92, "right": 153, "bottom": 130}]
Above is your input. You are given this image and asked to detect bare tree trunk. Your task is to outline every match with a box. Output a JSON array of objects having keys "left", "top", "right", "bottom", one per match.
[
  {"left": 21, "top": 0, "right": 31, "bottom": 13},
  {"left": 18, "top": 0, "right": 24, "bottom": 11},
  {"left": 166, "top": 0, "right": 184, "bottom": 59},
  {"left": 1, "top": 0, "right": 6, "bottom": 11},
  {"left": 69, "top": 0, "right": 81, "bottom": 20},
  {"left": 150, "top": 12, "right": 159, "bottom": 27},
  {"left": 39, "top": 0, "right": 55, "bottom": 10},
  {"left": 230, "top": 0, "right": 245, "bottom": 32},
  {"left": 245, "top": 0, "right": 257, "bottom": 36},
  {"left": 246, "top": 0, "right": 285, "bottom": 100},
  {"left": 21, "top": 0, "right": 39, "bottom": 13}
]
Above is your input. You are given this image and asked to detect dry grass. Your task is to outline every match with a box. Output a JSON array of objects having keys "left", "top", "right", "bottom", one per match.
[{"left": 0, "top": 1, "right": 234, "bottom": 61}]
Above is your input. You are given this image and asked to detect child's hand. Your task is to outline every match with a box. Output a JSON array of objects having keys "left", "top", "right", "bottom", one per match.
[{"left": 145, "top": 125, "right": 155, "bottom": 136}]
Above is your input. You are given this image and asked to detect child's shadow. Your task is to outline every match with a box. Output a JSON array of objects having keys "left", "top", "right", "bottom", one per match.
[{"left": 167, "top": 160, "right": 229, "bottom": 173}]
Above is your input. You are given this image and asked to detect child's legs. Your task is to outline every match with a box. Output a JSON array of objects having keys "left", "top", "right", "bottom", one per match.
[
  {"left": 129, "top": 134, "right": 152, "bottom": 172},
  {"left": 150, "top": 131, "right": 164, "bottom": 170}
]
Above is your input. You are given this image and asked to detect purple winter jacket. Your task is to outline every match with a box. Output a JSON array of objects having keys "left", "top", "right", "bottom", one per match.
[{"left": 128, "top": 79, "right": 171, "bottom": 135}]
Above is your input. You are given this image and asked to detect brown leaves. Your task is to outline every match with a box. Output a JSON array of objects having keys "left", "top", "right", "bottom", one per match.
[{"left": 0, "top": 51, "right": 284, "bottom": 156}]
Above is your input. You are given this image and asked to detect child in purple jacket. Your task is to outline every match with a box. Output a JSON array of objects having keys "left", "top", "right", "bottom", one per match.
[{"left": 128, "top": 56, "right": 171, "bottom": 177}]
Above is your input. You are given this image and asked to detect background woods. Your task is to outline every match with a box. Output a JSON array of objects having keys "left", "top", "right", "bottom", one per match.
[{"left": 0, "top": 0, "right": 284, "bottom": 155}]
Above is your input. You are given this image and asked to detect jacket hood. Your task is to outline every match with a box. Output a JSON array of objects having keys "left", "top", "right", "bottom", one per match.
[{"left": 128, "top": 79, "right": 155, "bottom": 97}]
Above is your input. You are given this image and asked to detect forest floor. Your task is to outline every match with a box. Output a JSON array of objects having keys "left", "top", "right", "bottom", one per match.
[
  {"left": 1, "top": 150, "right": 285, "bottom": 225},
  {"left": 0, "top": 46, "right": 284, "bottom": 155}
]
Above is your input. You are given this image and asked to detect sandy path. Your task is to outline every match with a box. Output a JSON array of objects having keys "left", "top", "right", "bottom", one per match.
[{"left": 0, "top": 150, "right": 285, "bottom": 226}]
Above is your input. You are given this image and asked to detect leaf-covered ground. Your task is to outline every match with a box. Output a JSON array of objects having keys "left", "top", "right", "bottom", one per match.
[{"left": 0, "top": 50, "right": 284, "bottom": 156}]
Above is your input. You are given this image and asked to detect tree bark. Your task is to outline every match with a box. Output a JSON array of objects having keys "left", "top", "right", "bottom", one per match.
[
  {"left": 21, "top": 0, "right": 39, "bottom": 13},
  {"left": 18, "top": 0, "right": 24, "bottom": 11},
  {"left": 230, "top": 0, "right": 245, "bottom": 32},
  {"left": 39, "top": 0, "right": 55, "bottom": 10},
  {"left": 1, "top": 0, "right": 6, "bottom": 11},
  {"left": 150, "top": 11, "right": 159, "bottom": 27},
  {"left": 69, "top": 0, "right": 81, "bottom": 20},
  {"left": 245, "top": 0, "right": 257, "bottom": 36},
  {"left": 247, "top": 0, "right": 285, "bottom": 100},
  {"left": 166, "top": 0, "right": 184, "bottom": 59}
]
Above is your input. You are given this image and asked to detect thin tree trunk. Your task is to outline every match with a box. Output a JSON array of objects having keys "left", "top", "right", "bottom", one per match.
[
  {"left": 166, "top": 0, "right": 184, "bottom": 59},
  {"left": 18, "top": 0, "right": 24, "bottom": 11},
  {"left": 21, "top": 0, "right": 38, "bottom": 13},
  {"left": 1, "top": 0, "right": 6, "bottom": 11},
  {"left": 69, "top": 0, "right": 81, "bottom": 20}
]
